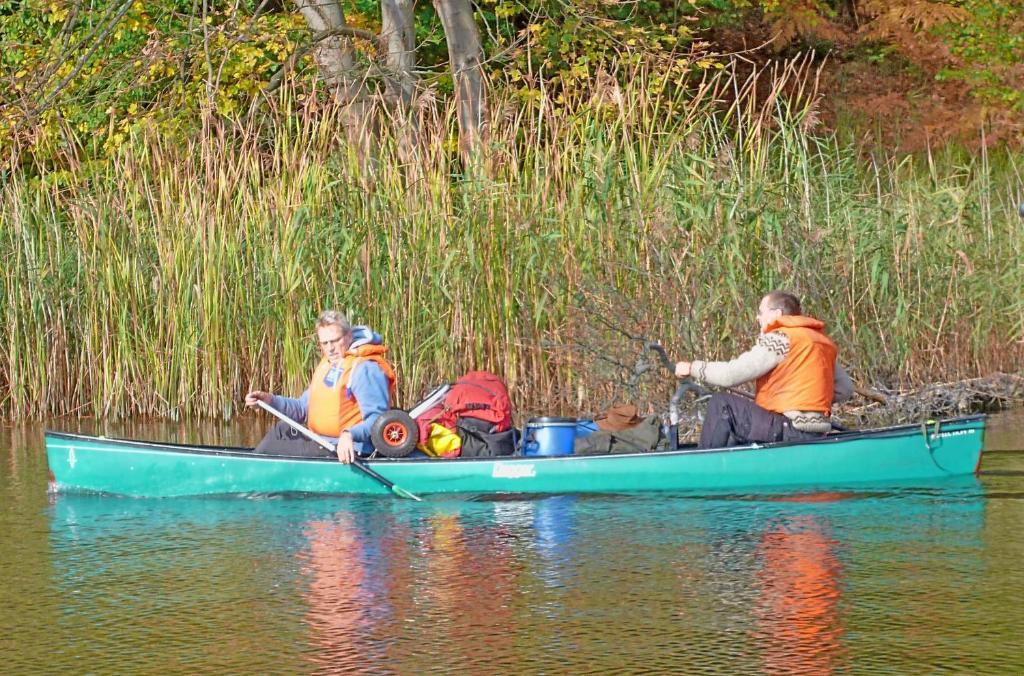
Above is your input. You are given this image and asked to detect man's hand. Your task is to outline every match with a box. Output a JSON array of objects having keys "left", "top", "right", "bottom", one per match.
[
  {"left": 336, "top": 430, "right": 356, "bottom": 464},
  {"left": 244, "top": 391, "right": 272, "bottom": 407},
  {"left": 674, "top": 361, "right": 692, "bottom": 379}
]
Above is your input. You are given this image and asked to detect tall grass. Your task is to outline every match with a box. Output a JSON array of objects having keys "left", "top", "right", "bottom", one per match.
[{"left": 1, "top": 62, "right": 1022, "bottom": 420}]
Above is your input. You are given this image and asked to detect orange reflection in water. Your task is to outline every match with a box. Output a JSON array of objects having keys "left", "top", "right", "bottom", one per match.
[
  {"left": 299, "top": 509, "right": 517, "bottom": 671},
  {"left": 300, "top": 514, "right": 369, "bottom": 670},
  {"left": 754, "top": 514, "right": 846, "bottom": 675},
  {"left": 417, "top": 513, "right": 518, "bottom": 650}
]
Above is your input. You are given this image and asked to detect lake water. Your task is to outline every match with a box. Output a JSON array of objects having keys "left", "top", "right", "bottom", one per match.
[{"left": 3, "top": 411, "right": 1023, "bottom": 673}]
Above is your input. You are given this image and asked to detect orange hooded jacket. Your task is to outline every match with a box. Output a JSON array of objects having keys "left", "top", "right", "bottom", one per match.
[{"left": 755, "top": 315, "right": 837, "bottom": 415}]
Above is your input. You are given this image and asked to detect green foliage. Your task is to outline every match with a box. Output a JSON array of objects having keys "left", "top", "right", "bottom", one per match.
[
  {"left": 473, "top": 0, "right": 714, "bottom": 97},
  {"left": 936, "top": 0, "right": 1024, "bottom": 109},
  {"left": 344, "top": 1, "right": 719, "bottom": 98},
  {"left": 0, "top": 0, "right": 724, "bottom": 171},
  {"left": 5, "top": 0, "right": 1021, "bottom": 176},
  {"left": 1, "top": 0, "right": 307, "bottom": 164}
]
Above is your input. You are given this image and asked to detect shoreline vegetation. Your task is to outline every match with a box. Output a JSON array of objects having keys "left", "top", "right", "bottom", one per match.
[{"left": 2, "top": 64, "right": 1022, "bottom": 424}]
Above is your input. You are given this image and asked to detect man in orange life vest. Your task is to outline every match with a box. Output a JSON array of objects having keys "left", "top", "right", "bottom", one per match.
[
  {"left": 245, "top": 310, "right": 396, "bottom": 463},
  {"left": 674, "top": 290, "right": 853, "bottom": 449}
]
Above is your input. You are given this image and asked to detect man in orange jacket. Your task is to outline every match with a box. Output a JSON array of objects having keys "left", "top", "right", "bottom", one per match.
[
  {"left": 675, "top": 291, "right": 853, "bottom": 449},
  {"left": 245, "top": 310, "right": 396, "bottom": 463}
]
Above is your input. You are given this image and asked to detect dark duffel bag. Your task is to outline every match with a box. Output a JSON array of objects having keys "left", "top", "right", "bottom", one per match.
[
  {"left": 456, "top": 416, "right": 517, "bottom": 458},
  {"left": 573, "top": 415, "right": 663, "bottom": 456}
]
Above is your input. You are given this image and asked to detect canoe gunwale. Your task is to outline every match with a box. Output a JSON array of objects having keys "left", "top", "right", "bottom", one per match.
[{"left": 44, "top": 414, "right": 987, "bottom": 465}]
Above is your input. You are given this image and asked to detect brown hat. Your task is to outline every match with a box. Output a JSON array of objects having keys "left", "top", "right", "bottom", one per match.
[{"left": 595, "top": 403, "right": 643, "bottom": 432}]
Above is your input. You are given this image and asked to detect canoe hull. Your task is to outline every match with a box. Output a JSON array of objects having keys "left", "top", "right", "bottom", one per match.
[{"left": 45, "top": 416, "right": 986, "bottom": 498}]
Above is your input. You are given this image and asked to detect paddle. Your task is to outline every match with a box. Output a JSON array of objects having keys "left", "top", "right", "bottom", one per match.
[{"left": 256, "top": 400, "right": 422, "bottom": 501}]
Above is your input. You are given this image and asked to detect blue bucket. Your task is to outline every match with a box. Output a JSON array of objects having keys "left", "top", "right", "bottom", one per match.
[{"left": 522, "top": 417, "right": 577, "bottom": 456}]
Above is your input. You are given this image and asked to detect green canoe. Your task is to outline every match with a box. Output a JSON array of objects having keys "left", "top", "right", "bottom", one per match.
[{"left": 45, "top": 415, "right": 985, "bottom": 498}]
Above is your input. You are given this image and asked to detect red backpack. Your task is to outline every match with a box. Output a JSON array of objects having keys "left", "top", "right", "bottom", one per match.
[{"left": 415, "top": 371, "right": 513, "bottom": 445}]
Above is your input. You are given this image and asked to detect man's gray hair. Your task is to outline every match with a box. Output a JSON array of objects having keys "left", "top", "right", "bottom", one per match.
[{"left": 316, "top": 310, "right": 352, "bottom": 335}]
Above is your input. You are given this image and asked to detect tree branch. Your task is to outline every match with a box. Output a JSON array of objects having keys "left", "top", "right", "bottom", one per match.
[
  {"left": 264, "top": 25, "right": 382, "bottom": 94},
  {"left": 14, "top": 0, "right": 135, "bottom": 133}
]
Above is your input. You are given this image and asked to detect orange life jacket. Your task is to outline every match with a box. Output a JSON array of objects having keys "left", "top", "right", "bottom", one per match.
[
  {"left": 755, "top": 315, "right": 836, "bottom": 415},
  {"left": 306, "top": 345, "right": 396, "bottom": 437}
]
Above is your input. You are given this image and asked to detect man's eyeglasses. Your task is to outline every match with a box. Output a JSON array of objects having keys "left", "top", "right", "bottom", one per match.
[{"left": 317, "top": 335, "right": 347, "bottom": 349}]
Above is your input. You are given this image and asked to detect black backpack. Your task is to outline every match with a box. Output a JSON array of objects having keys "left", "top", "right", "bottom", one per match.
[{"left": 455, "top": 416, "right": 517, "bottom": 458}]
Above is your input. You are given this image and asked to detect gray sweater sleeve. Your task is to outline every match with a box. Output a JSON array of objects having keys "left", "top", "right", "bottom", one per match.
[
  {"left": 270, "top": 390, "right": 310, "bottom": 422},
  {"left": 691, "top": 333, "right": 789, "bottom": 388}
]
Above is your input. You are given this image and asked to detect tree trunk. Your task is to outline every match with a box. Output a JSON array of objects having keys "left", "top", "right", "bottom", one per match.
[
  {"left": 380, "top": 0, "right": 417, "bottom": 108},
  {"left": 432, "top": 0, "right": 487, "bottom": 159},
  {"left": 292, "top": 0, "right": 374, "bottom": 156},
  {"left": 380, "top": 0, "right": 419, "bottom": 163}
]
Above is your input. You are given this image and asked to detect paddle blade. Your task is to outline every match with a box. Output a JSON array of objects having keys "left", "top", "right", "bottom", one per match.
[{"left": 390, "top": 484, "right": 423, "bottom": 501}]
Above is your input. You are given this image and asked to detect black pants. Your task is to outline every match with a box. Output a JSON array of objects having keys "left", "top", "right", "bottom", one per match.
[
  {"left": 252, "top": 421, "right": 334, "bottom": 458},
  {"left": 698, "top": 393, "right": 825, "bottom": 449}
]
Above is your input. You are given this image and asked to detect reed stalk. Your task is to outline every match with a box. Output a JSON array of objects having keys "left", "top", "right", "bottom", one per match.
[{"left": 1, "top": 63, "right": 1021, "bottom": 421}]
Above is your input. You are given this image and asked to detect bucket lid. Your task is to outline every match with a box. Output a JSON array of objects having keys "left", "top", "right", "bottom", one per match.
[{"left": 527, "top": 416, "right": 577, "bottom": 425}]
